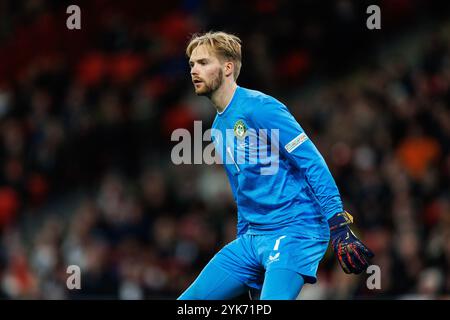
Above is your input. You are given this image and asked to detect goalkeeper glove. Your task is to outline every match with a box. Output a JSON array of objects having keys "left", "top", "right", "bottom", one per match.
[{"left": 328, "top": 211, "right": 374, "bottom": 274}]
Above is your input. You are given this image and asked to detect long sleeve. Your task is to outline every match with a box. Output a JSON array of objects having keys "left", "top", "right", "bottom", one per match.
[{"left": 249, "top": 98, "right": 343, "bottom": 220}]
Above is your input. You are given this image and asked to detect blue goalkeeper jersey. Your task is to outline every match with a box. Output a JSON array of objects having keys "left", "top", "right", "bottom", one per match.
[{"left": 211, "top": 86, "right": 343, "bottom": 240}]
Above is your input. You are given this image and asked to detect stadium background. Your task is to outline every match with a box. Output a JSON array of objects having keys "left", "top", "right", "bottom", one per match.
[{"left": 0, "top": 0, "right": 449, "bottom": 299}]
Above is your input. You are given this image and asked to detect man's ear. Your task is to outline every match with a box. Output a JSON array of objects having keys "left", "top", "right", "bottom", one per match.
[{"left": 224, "top": 61, "right": 234, "bottom": 78}]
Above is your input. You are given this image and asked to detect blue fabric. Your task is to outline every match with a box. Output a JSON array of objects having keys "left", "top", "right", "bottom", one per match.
[
  {"left": 177, "top": 262, "right": 247, "bottom": 300},
  {"left": 189, "top": 232, "right": 327, "bottom": 294},
  {"left": 260, "top": 269, "right": 305, "bottom": 300},
  {"left": 211, "top": 86, "right": 343, "bottom": 240},
  {"left": 180, "top": 86, "right": 346, "bottom": 300},
  {"left": 178, "top": 232, "right": 326, "bottom": 299}
]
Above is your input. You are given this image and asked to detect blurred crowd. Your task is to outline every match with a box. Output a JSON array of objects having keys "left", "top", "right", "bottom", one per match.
[{"left": 0, "top": 0, "right": 449, "bottom": 299}]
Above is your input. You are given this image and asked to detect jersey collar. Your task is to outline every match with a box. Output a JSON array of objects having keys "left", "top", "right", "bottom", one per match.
[{"left": 217, "top": 85, "right": 240, "bottom": 117}]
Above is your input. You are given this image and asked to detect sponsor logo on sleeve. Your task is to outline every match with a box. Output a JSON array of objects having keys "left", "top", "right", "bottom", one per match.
[{"left": 285, "top": 132, "right": 308, "bottom": 153}]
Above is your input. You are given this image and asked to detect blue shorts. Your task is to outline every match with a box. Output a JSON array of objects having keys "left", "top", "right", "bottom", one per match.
[{"left": 209, "top": 232, "right": 329, "bottom": 290}]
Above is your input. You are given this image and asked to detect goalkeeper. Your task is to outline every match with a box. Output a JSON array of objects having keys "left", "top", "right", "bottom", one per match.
[{"left": 178, "top": 31, "right": 374, "bottom": 300}]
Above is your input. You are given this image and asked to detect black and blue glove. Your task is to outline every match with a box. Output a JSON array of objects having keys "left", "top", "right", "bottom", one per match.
[{"left": 328, "top": 211, "right": 374, "bottom": 274}]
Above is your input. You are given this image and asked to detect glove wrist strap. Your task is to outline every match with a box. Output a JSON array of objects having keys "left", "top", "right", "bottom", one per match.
[{"left": 329, "top": 211, "right": 354, "bottom": 232}]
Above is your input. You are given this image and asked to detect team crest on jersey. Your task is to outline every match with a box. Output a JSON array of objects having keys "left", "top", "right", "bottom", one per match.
[{"left": 233, "top": 120, "right": 247, "bottom": 139}]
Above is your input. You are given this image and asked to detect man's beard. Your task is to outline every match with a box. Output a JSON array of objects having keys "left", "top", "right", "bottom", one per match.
[{"left": 196, "top": 69, "right": 223, "bottom": 97}]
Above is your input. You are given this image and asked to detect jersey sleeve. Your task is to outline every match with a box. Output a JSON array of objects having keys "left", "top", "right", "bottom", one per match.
[{"left": 249, "top": 98, "right": 343, "bottom": 221}]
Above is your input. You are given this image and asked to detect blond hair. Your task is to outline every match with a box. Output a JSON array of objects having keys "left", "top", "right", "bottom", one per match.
[{"left": 186, "top": 31, "right": 242, "bottom": 81}]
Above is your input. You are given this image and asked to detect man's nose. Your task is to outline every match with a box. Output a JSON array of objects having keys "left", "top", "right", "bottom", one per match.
[{"left": 190, "top": 65, "right": 198, "bottom": 76}]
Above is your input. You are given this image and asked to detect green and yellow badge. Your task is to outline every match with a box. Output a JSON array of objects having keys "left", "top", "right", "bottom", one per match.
[{"left": 233, "top": 120, "right": 247, "bottom": 139}]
